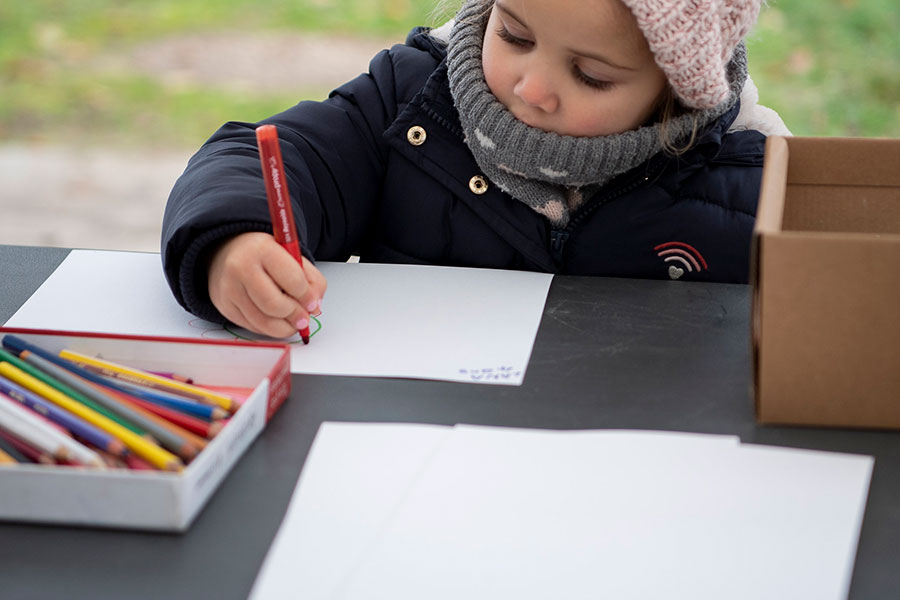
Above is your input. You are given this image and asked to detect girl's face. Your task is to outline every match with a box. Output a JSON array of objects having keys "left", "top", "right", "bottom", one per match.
[{"left": 482, "top": 0, "right": 668, "bottom": 137}]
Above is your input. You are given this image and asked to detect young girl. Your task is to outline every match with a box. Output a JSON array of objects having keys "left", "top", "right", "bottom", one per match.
[{"left": 162, "top": 0, "right": 789, "bottom": 338}]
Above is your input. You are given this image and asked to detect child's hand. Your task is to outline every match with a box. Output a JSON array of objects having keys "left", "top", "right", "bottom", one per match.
[{"left": 208, "top": 232, "right": 327, "bottom": 339}]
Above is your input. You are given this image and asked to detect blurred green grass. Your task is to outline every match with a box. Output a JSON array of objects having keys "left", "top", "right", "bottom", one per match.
[
  {"left": 1, "top": 0, "right": 897, "bottom": 149},
  {"left": 748, "top": 0, "right": 899, "bottom": 137}
]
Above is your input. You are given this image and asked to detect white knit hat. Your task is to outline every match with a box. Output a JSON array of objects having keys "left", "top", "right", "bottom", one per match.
[{"left": 619, "top": 0, "right": 761, "bottom": 109}]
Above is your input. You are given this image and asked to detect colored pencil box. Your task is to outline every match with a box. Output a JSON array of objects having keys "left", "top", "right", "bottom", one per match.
[{"left": 0, "top": 327, "right": 291, "bottom": 532}]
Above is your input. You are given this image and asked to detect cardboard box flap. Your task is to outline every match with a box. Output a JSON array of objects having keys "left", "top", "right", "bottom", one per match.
[
  {"left": 757, "top": 137, "right": 900, "bottom": 236},
  {"left": 749, "top": 137, "right": 790, "bottom": 402},
  {"left": 754, "top": 135, "right": 790, "bottom": 233},
  {"left": 754, "top": 136, "right": 789, "bottom": 235},
  {"left": 785, "top": 137, "right": 900, "bottom": 187}
]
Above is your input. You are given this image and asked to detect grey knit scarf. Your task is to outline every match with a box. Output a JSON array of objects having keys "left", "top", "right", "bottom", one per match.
[{"left": 446, "top": 0, "right": 748, "bottom": 227}]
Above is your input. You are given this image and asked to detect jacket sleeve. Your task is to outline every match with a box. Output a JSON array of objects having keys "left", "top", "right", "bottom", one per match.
[{"left": 161, "top": 44, "right": 423, "bottom": 322}]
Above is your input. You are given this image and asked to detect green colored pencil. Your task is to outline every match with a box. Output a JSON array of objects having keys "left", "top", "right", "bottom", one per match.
[{"left": 0, "top": 347, "right": 146, "bottom": 436}]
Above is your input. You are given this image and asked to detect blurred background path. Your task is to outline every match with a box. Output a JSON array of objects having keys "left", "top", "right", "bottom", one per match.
[
  {"left": 1, "top": 0, "right": 897, "bottom": 252},
  {"left": 1, "top": 31, "right": 397, "bottom": 252}
]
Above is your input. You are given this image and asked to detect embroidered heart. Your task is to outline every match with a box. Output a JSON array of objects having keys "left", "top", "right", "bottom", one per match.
[{"left": 668, "top": 265, "right": 684, "bottom": 280}]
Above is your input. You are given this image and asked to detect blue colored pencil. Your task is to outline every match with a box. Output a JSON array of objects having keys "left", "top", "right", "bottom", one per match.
[
  {"left": 0, "top": 375, "right": 127, "bottom": 458},
  {"left": 100, "top": 377, "right": 225, "bottom": 421},
  {"left": 2, "top": 335, "right": 223, "bottom": 421}
]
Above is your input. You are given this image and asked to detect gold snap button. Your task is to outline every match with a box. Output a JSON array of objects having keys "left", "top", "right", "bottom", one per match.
[
  {"left": 407, "top": 125, "right": 426, "bottom": 146},
  {"left": 469, "top": 175, "right": 488, "bottom": 195}
]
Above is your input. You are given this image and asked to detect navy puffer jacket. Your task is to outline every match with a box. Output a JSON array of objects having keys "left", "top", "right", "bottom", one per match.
[{"left": 162, "top": 28, "right": 767, "bottom": 323}]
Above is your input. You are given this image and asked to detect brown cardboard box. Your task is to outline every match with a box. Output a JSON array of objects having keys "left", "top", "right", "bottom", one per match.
[{"left": 752, "top": 136, "right": 900, "bottom": 429}]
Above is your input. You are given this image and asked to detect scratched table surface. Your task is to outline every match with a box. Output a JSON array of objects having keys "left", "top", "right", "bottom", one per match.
[{"left": 0, "top": 244, "right": 898, "bottom": 599}]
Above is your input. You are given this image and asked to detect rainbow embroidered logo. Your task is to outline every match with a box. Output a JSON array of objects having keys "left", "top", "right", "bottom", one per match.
[{"left": 654, "top": 242, "right": 708, "bottom": 280}]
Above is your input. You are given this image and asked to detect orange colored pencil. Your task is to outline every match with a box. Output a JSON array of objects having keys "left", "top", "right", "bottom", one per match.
[{"left": 0, "top": 446, "right": 17, "bottom": 465}]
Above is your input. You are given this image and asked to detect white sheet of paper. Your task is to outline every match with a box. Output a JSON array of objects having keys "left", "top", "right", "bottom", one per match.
[
  {"left": 248, "top": 424, "right": 739, "bottom": 600},
  {"left": 335, "top": 426, "right": 873, "bottom": 600},
  {"left": 4, "top": 249, "right": 552, "bottom": 384},
  {"left": 249, "top": 422, "right": 453, "bottom": 600}
]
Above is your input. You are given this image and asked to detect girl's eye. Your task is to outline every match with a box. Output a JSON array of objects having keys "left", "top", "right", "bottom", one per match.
[
  {"left": 573, "top": 66, "right": 615, "bottom": 91},
  {"left": 496, "top": 25, "right": 533, "bottom": 48},
  {"left": 495, "top": 24, "right": 614, "bottom": 92}
]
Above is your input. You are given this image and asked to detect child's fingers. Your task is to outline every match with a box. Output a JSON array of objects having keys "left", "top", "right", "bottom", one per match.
[
  {"left": 300, "top": 258, "right": 328, "bottom": 316},
  {"left": 264, "top": 249, "right": 323, "bottom": 317},
  {"left": 263, "top": 258, "right": 326, "bottom": 331},
  {"left": 252, "top": 244, "right": 325, "bottom": 336},
  {"left": 227, "top": 286, "right": 302, "bottom": 339},
  {"left": 279, "top": 259, "right": 325, "bottom": 321},
  {"left": 244, "top": 261, "right": 305, "bottom": 324},
  {"left": 207, "top": 231, "right": 324, "bottom": 338}
]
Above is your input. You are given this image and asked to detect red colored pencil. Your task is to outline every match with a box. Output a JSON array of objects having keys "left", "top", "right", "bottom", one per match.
[
  {"left": 123, "top": 451, "right": 156, "bottom": 471},
  {"left": 0, "top": 432, "right": 28, "bottom": 463},
  {"left": 256, "top": 123, "right": 311, "bottom": 344}
]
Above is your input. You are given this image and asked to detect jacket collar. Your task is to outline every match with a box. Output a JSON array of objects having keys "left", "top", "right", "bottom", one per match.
[
  {"left": 406, "top": 26, "right": 450, "bottom": 60},
  {"left": 385, "top": 55, "right": 559, "bottom": 272}
]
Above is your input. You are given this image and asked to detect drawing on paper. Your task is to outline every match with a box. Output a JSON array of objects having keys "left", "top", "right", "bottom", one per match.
[{"left": 188, "top": 316, "right": 322, "bottom": 344}]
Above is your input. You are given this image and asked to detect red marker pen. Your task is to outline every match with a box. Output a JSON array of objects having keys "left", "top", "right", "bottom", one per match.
[{"left": 256, "top": 124, "right": 311, "bottom": 344}]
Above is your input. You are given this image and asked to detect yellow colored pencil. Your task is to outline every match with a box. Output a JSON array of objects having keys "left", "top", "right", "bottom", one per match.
[
  {"left": 59, "top": 350, "right": 237, "bottom": 413},
  {"left": 0, "top": 363, "right": 183, "bottom": 472},
  {"left": 0, "top": 446, "right": 16, "bottom": 465}
]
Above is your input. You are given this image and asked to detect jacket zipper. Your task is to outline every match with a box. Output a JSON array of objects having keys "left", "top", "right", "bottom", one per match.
[
  {"left": 548, "top": 159, "right": 666, "bottom": 265},
  {"left": 550, "top": 230, "right": 569, "bottom": 258}
]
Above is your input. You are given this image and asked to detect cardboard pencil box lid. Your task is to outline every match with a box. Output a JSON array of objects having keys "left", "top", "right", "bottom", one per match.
[{"left": 752, "top": 136, "right": 900, "bottom": 429}]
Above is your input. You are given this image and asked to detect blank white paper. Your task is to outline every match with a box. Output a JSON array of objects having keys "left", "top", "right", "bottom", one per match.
[
  {"left": 249, "top": 422, "right": 452, "bottom": 600},
  {"left": 335, "top": 426, "right": 872, "bottom": 600},
  {"left": 5, "top": 249, "right": 552, "bottom": 384},
  {"left": 248, "top": 424, "right": 739, "bottom": 600}
]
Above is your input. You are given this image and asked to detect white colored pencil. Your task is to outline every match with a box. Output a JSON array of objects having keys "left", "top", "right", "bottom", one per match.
[{"left": 0, "top": 392, "right": 106, "bottom": 468}]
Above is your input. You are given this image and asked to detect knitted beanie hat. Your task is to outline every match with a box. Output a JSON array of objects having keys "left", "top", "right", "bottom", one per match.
[{"left": 620, "top": 0, "right": 761, "bottom": 109}]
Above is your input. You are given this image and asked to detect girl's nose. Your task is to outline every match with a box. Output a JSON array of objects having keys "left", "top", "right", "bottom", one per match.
[{"left": 513, "top": 67, "right": 559, "bottom": 114}]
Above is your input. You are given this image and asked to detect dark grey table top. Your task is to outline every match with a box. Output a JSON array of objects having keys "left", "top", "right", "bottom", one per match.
[{"left": 0, "top": 244, "right": 897, "bottom": 599}]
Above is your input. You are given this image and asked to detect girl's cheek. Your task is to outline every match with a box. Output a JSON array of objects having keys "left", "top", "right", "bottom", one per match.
[
  {"left": 483, "top": 57, "right": 508, "bottom": 100},
  {"left": 570, "top": 101, "right": 612, "bottom": 137}
]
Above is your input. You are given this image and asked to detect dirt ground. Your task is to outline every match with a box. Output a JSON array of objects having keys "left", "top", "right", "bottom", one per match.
[{"left": 0, "top": 33, "right": 396, "bottom": 253}]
